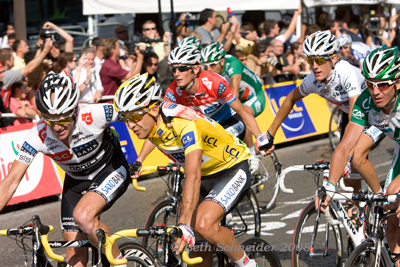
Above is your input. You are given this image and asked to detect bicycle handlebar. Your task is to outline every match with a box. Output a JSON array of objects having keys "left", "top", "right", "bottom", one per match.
[
  {"left": 98, "top": 227, "right": 203, "bottom": 266},
  {"left": 132, "top": 178, "right": 146, "bottom": 191}
]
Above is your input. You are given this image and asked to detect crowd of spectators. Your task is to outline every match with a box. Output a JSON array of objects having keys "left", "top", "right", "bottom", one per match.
[{"left": 0, "top": 4, "right": 400, "bottom": 128}]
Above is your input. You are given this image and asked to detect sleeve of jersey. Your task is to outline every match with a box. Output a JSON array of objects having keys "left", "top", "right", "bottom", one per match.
[
  {"left": 227, "top": 58, "right": 243, "bottom": 77},
  {"left": 15, "top": 128, "right": 41, "bottom": 166},
  {"left": 215, "top": 77, "right": 236, "bottom": 104},
  {"left": 298, "top": 75, "right": 312, "bottom": 97},
  {"left": 164, "top": 85, "right": 178, "bottom": 103},
  {"left": 174, "top": 120, "right": 203, "bottom": 155},
  {"left": 350, "top": 91, "right": 368, "bottom": 126},
  {"left": 343, "top": 66, "right": 362, "bottom": 97},
  {"left": 102, "top": 104, "right": 120, "bottom": 123}
]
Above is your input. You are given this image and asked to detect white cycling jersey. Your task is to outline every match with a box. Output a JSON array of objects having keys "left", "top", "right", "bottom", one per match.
[
  {"left": 299, "top": 60, "right": 365, "bottom": 113},
  {"left": 16, "top": 103, "right": 121, "bottom": 180}
]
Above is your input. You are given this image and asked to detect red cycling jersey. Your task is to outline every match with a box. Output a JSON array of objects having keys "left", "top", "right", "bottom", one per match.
[{"left": 164, "top": 70, "right": 236, "bottom": 123}]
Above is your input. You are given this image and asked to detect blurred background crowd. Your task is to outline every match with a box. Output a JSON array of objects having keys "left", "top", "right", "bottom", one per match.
[{"left": 0, "top": 3, "right": 399, "bottom": 127}]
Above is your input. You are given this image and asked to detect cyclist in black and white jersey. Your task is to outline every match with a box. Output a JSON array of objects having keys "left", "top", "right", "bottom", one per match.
[
  {"left": 264, "top": 30, "right": 385, "bottom": 194},
  {"left": 0, "top": 71, "right": 130, "bottom": 267}
]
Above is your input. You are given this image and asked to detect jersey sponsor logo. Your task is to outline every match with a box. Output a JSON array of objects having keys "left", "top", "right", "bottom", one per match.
[
  {"left": 181, "top": 131, "right": 195, "bottom": 149},
  {"left": 82, "top": 113, "right": 93, "bottom": 125},
  {"left": 72, "top": 132, "right": 83, "bottom": 139},
  {"left": 69, "top": 157, "right": 99, "bottom": 171},
  {"left": 72, "top": 140, "right": 99, "bottom": 157},
  {"left": 171, "top": 152, "right": 185, "bottom": 163},
  {"left": 47, "top": 145, "right": 62, "bottom": 151},
  {"left": 228, "top": 68, "right": 234, "bottom": 76},
  {"left": 45, "top": 137, "right": 58, "bottom": 145},
  {"left": 202, "top": 77, "right": 212, "bottom": 90},
  {"left": 255, "top": 101, "right": 262, "bottom": 113},
  {"left": 73, "top": 134, "right": 94, "bottom": 144},
  {"left": 165, "top": 91, "right": 177, "bottom": 102},
  {"left": 345, "top": 82, "right": 351, "bottom": 89},
  {"left": 47, "top": 150, "right": 74, "bottom": 162},
  {"left": 352, "top": 109, "right": 365, "bottom": 120},
  {"left": 242, "top": 68, "right": 258, "bottom": 84},
  {"left": 163, "top": 102, "right": 177, "bottom": 109},
  {"left": 222, "top": 145, "right": 240, "bottom": 162},
  {"left": 203, "top": 135, "right": 218, "bottom": 148},
  {"left": 18, "top": 154, "right": 32, "bottom": 164},
  {"left": 204, "top": 102, "right": 222, "bottom": 114},
  {"left": 362, "top": 97, "right": 372, "bottom": 110},
  {"left": 38, "top": 125, "right": 47, "bottom": 144},
  {"left": 361, "top": 82, "right": 367, "bottom": 90},
  {"left": 103, "top": 105, "right": 114, "bottom": 122},
  {"left": 333, "top": 90, "right": 349, "bottom": 97},
  {"left": 217, "top": 83, "right": 227, "bottom": 96},
  {"left": 335, "top": 85, "right": 343, "bottom": 91},
  {"left": 157, "top": 129, "right": 164, "bottom": 136},
  {"left": 21, "top": 141, "right": 38, "bottom": 156}
]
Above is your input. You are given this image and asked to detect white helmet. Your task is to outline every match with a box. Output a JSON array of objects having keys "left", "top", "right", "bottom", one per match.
[
  {"left": 168, "top": 46, "right": 201, "bottom": 65},
  {"left": 114, "top": 73, "right": 163, "bottom": 112},
  {"left": 36, "top": 70, "right": 79, "bottom": 115},
  {"left": 337, "top": 34, "right": 352, "bottom": 47},
  {"left": 178, "top": 36, "right": 201, "bottom": 50},
  {"left": 303, "top": 30, "right": 339, "bottom": 57}
]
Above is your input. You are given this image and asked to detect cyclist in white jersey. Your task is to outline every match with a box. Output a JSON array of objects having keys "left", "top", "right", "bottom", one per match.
[
  {"left": 318, "top": 45, "right": 400, "bottom": 263},
  {"left": 0, "top": 71, "right": 130, "bottom": 267},
  {"left": 263, "top": 30, "right": 384, "bottom": 194}
]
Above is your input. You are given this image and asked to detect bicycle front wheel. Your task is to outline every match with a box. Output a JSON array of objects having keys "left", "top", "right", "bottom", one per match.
[
  {"left": 119, "top": 242, "right": 156, "bottom": 267},
  {"left": 329, "top": 107, "right": 342, "bottom": 151},
  {"left": 345, "top": 240, "right": 389, "bottom": 267},
  {"left": 292, "top": 200, "right": 343, "bottom": 267},
  {"left": 240, "top": 237, "right": 282, "bottom": 267},
  {"left": 252, "top": 151, "right": 279, "bottom": 212}
]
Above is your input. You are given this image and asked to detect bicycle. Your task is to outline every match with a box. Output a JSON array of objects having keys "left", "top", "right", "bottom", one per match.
[
  {"left": 341, "top": 191, "right": 400, "bottom": 267},
  {"left": 139, "top": 163, "right": 281, "bottom": 266},
  {"left": 0, "top": 214, "right": 154, "bottom": 267},
  {"left": 286, "top": 162, "right": 386, "bottom": 267},
  {"left": 329, "top": 106, "right": 343, "bottom": 151}
]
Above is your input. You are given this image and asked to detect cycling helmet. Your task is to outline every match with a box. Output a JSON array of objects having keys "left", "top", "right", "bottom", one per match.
[
  {"left": 337, "top": 34, "right": 352, "bottom": 47},
  {"left": 36, "top": 70, "right": 79, "bottom": 115},
  {"left": 168, "top": 46, "right": 201, "bottom": 65},
  {"left": 179, "top": 36, "right": 201, "bottom": 50},
  {"left": 303, "top": 30, "right": 339, "bottom": 57},
  {"left": 114, "top": 73, "right": 163, "bottom": 112},
  {"left": 361, "top": 45, "right": 400, "bottom": 80},
  {"left": 201, "top": 42, "right": 226, "bottom": 63}
]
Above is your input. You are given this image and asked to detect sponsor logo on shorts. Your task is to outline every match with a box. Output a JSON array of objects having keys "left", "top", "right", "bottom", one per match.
[{"left": 214, "top": 170, "right": 247, "bottom": 211}]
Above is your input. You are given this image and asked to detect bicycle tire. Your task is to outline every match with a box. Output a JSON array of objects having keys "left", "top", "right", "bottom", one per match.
[
  {"left": 228, "top": 188, "right": 261, "bottom": 242},
  {"left": 292, "top": 200, "right": 344, "bottom": 267},
  {"left": 240, "top": 237, "right": 282, "bottom": 267},
  {"left": 119, "top": 242, "right": 156, "bottom": 267},
  {"left": 344, "top": 240, "right": 389, "bottom": 267},
  {"left": 329, "top": 107, "right": 342, "bottom": 151},
  {"left": 252, "top": 151, "right": 280, "bottom": 212}
]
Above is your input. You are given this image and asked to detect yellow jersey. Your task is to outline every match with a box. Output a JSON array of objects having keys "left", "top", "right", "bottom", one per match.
[{"left": 148, "top": 115, "right": 250, "bottom": 176}]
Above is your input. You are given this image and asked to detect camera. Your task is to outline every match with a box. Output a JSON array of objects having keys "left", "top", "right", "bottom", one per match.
[
  {"left": 367, "top": 17, "right": 381, "bottom": 33},
  {"left": 40, "top": 28, "right": 60, "bottom": 42},
  {"left": 266, "top": 57, "right": 283, "bottom": 71},
  {"left": 240, "top": 31, "right": 249, "bottom": 38}
]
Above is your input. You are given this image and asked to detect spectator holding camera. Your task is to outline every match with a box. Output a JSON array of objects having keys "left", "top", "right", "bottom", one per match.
[
  {"left": 52, "top": 52, "right": 78, "bottom": 75},
  {"left": 42, "top": 21, "right": 74, "bottom": 61},
  {"left": 100, "top": 38, "right": 144, "bottom": 99},
  {"left": 72, "top": 47, "right": 103, "bottom": 103},
  {"left": 9, "top": 81, "right": 37, "bottom": 125},
  {"left": 232, "top": 25, "right": 257, "bottom": 55},
  {"left": 140, "top": 20, "right": 170, "bottom": 60},
  {"left": 366, "top": 14, "right": 395, "bottom": 49},
  {"left": 286, "top": 42, "right": 310, "bottom": 73},
  {"left": 270, "top": 39, "right": 301, "bottom": 83},
  {"left": 246, "top": 40, "right": 278, "bottom": 83},
  {"left": 0, "top": 38, "right": 53, "bottom": 108},
  {"left": 11, "top": 40, "right": 29, "bottom": 70}
]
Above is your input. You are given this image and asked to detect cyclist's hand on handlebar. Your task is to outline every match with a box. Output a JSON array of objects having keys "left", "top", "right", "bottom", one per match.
[
  {"left": 256, "top": 131, "right": 274, "bottom": 155},
  {"left": 314, "top": 194, "right": 331, "bottom": 214},
  {"left": 129, "top": 161, "right": 142, "bottom": 179},
  {"left": 173, "top": 224, "right": 195, "bottom": 254},
  {"left": 160, "top": 102, "right": 197, "bottom": 128}
]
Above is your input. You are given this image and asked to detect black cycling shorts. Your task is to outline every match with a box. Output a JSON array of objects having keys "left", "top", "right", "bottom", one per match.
[
  {"left": 60, "top": 153, "right": 130, "bottom": 234},
  {"left": 200, "top": 160, "right": 251, "bottom": 214},
  {"left": 220, "top": 113, "right": 247, "bottom": 142}
]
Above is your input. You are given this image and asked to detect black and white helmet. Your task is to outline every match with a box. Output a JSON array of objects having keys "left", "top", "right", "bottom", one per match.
[
  {"left": 36, "top": 70, "right": 79, "bottom": 115},
  {"left": 114, "top": 73, "right": 163, "bottom": 112},
  {"left": 303, "top": 30, "right": 339, "bottom": 57},
  {"left": 168, "top": 46, "right": 201, "bottom": 65},
  {"left": 337, "top": 34, "right": 352, "bottom": 47}
]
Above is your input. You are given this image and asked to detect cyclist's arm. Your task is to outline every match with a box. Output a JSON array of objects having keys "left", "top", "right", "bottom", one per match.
[
  {"left": 0, "top": 160, "right": 29, "bottom": 211},
  {"left": 137, "top": 139, "right": 156, "bottom": 163},
  {"left": 347, "top": 95, "right": 359, "bottom": 121},
  {"left": 228, "top": 98, "right": 261, "bottom": 137},
  {"left": 229, "top": 74, "right": 241, "bottom": 97},
  {"left": 268, "top": 87, "right": 304, "bottom": 136},
  {"left": 178, "top": 149, "right": 202, "bottom": 225}
]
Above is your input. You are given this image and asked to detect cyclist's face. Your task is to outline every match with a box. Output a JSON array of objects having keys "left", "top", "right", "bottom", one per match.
[
  {"left": 171, "top": 64, "right": 197, "bottom": 88},
  {"left": 367, "top": 78, "right": 400, "bottom": 110},
  {"left": 122, "top": 106, "right": 158, "bottom": 139},
  {"left": 44, "top": 112, "right": 75, "bottom": 141},
  {"left": 205, "top": 59, "right": 224, "bottom": 75},
  {"left": 309, "top": 56, "right": 334, "bottom": 81}
]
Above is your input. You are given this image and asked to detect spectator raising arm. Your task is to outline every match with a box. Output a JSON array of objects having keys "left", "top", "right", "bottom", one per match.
[
  {"left": 21, "top": 38, "right": 53, "bottom": 77},
  {"left": 43, "top": 21, "right": 74, "bottom": 52},
  {"left": 123, "top": 45, "right": 144, "bottom": 81}
]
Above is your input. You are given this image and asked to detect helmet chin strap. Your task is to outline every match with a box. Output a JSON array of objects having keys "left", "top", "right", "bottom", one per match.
[{"left": 182, "top": 68, "right": 198, "bottom": 91}]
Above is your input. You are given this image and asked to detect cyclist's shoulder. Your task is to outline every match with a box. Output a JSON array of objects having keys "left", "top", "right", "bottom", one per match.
[
  {"left": 198, "top": 70, "right": 229, "bottom": 89},
  {"left": 335, "top": 60, "right": 362, "bottom": 78}
]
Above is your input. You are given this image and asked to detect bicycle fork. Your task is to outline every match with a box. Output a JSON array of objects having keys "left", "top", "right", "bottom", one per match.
[{"left": 309, "top": 197, "right": 330, "bottom": 258}]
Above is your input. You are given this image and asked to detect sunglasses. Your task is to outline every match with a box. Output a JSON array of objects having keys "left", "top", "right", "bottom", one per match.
[
  {"left": 72, "top": 59, "right": 78, "bottom": 62},
  {"left": 203, "top": 61, "right": 220, "bottom": 68},
  {"left": 147, "top": 62, "right": 158, "bottom": 67},
  {"left": 169, "top": 65, "right": 194, "bottom": 74},
  {"left": 120, "top": 102, "right": 157, "bottom": 123},
  {"left": 144, "top": 27, "right": 156, "bottom": 31},
  {"left": 340, "top": 45, "right": 350, "bottom": 49},
  {"left": 306, "top": 56, "right": 331, "bottom": 66},
  {"left": 42, "top": 110, "right": 75, "bottom": 126},
  {"left": 117, "top": 30, "right": 127, "bottom": 34},
  {"left": 365, "top": 79, "right": 398, "bottom": 90}
]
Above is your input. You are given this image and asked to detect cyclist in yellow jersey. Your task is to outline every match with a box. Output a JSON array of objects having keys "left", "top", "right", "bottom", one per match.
[{"left": 114, "top": 73, "right": 257, "bottom": 267}]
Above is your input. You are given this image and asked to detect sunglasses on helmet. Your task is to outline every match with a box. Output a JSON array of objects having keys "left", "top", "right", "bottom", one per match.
[
  {"left": 120, "top": 102, "right": 157, "bottom": 123},
  {"left": 42, "top": 109, "right": 75, "bottom": 126},
  {"left": 306, "top": 56, "right": 331, "bottom": 66}
]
